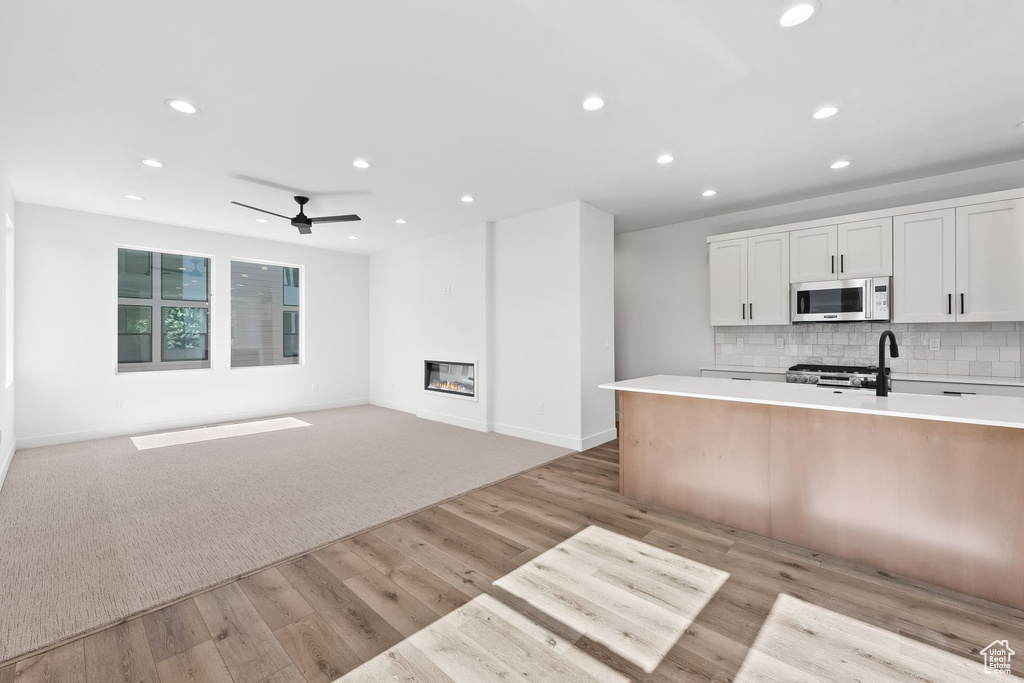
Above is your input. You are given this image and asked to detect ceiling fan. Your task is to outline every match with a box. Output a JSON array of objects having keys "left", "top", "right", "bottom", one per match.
[{"left": 231, "top": 196, "right": 360, "bottom": 235}]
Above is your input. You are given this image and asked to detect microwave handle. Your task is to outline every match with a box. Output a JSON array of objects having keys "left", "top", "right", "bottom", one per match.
[{"left": 864, "top": 281, "right": 872, "bottom": 319}]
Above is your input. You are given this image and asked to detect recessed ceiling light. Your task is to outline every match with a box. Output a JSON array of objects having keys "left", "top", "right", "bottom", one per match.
[
  {"left": 166, "top": 99, "right": 199, "bottom": 114},
  {"left": 124, "top": 194, "right": 144, "bottom": 201},
  {"left": 582, "top": 97, "right": 605, "bottom": 111},
  {"left": 461, "top": 195, "right": 475, "bottom": 203},
  {"left": 702, "top": 189, "right": 717, "bottom": 197},
  {"left": 395, "top": 219, "right": 407, "bottom": 224},
  {"left": 813, "top": 106, "right": 838, "bottom": 119},
  {"left": 255, "top": 218, "right": 268, "bottom": 223},
  {"left": 352, "top": 159, "right": 371, "bottom": 169},
  {"left": 656, "top": 154, "right": 675, "bottom": 165},
  {"left": 261, "top": 265, "right": 269, "bottom": 270},
  {"left": 348, "top": 235, "right": 359, "bottom": 240},
  {"left": 141, "top": 159, "right": 165, "bottom": 168},
  {"left": 830, "top": 160, "right": 851, "bottom": 169},
  {"left": 240, "top": 273, "right": 249, "bottom": 278},
  {"left": 780, "top": 1, "right": 819, "bottom": 27}
]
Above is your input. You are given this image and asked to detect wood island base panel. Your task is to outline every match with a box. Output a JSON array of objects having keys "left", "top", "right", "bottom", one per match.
[{"left": 618, "top": 390, "right": 1024, "bottom": 610}]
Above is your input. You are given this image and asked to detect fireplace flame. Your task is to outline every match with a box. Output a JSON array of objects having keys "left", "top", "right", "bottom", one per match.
[{"left": 430, "top": 380, "right": 472, "bottom": 394}]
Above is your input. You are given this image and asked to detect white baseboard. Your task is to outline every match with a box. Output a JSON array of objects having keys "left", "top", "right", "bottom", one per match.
[
  {"left": 491, "top": 423, "right": 583, "bottom": 451},
  {"left": 0, "top": 438, "right": 15, "bottom": 493},
  {"left": 415, "top": 409, "right": 490, "bottom": 433},
  {"left": 368, "top": 397, "right": 417, "bottom": 414},
  {"left": 16, "top": 398, "right": 371, "bottom": 449},
  {"left": 581, "top": 427, "right": 617, "bottom": 451}
]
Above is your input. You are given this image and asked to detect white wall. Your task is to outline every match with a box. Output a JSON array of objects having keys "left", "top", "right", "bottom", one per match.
[
  {"left": 370, "top": 201, "right": 617, "bottom": 450},
  {"left": 614, "top": 159, "right": 1024, "bottom": 384},
  {"left": 492, "top": 203, "right": 583, "bottom": 447},
  {"left": 579, "top": 203, "right": 616, "bottom": 447},
  {"left": 15, "top": 203, "right": 369, "bottom": 447},
  {"left": 369, "top": 223, "right": 490, "bottom": 431},
  {"left": 0, "top": 162, "right": 15, "bottom": 489}
]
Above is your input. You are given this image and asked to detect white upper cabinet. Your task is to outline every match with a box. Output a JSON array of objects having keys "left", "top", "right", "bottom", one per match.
[
  {"left": 955, "top": 199, "right": 1024, "bottom": 322},
  {"left": 709, "top": 234, "right": 789, "bottom": 326},
  {"left": 789, "top": 225, "right": 837, "bottom": 282},
  {"left": 709, "top": 238, "right": 748, "bottom": 326},
  {"left": 893, "top": 209, "right": 956, "bottom": 323},
  {"left": 838, "top": 217, "right": 893, "bottom": 278},
  {"left": 747, "top": 233, "right": 790, "bottom": 325}
]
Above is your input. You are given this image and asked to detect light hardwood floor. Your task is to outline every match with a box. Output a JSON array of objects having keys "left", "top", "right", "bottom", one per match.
[{"left": 3, "top": 440, "right": 1022, "bottom": 682}]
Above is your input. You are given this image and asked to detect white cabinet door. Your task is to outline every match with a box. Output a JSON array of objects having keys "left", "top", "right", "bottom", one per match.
[
  {"left": 747, "top": 233, "right": 790, "bottom": 325},
  {"left": 789, "top": 225, "right": 837, "bottom": 282},
  {"left": 956, "top": 199, "right": 1024, "bottom": 322},
  {"left": 838, "top": 217, "right": 893, "bottom": 278},
  {"left": 709, "top": 238, "right": 748, "bottom": 326},
  {"left": 893, "top": 209, "right": 956, "bottom": 323}
]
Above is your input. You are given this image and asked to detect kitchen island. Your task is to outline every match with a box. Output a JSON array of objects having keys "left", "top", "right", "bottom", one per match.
[{"left": 601, "top": 375, "right": 1024, "bottom": 610}]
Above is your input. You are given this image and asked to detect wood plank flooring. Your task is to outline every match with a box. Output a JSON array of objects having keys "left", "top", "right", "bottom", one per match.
[{"left": 3, "top": 440, "right": 1023, "bottom": 681}]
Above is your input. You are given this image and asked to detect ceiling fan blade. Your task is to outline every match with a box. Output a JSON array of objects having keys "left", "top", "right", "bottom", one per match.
[
  {"left": 296, "top": 224, "right": 312, "bottom": 235},
  {"left": 230, "top": 201, "right": 290, "bottom": 219},
  {"left": 310, "top": 214, "right": 361, "bottom": 224}
]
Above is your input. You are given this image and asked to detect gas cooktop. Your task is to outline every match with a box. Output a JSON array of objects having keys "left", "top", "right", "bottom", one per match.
[{"left": 786, "top": 363, "right": 890, "bottom": 390}]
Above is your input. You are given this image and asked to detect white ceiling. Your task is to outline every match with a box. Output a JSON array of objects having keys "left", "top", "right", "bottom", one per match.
[{"left": 1, "top": 0, "right": 1023, "bottom": 253}]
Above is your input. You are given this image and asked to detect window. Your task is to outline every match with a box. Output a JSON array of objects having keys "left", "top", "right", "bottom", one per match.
[
  {"left": 117, "top": 248, "right": 210, "bottom": 372},
  {"left": 230, "top": 261, "right": 300, "bottom": 367}
]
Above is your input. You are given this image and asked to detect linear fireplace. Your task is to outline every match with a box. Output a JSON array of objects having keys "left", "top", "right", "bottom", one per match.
[{"left": 424, "top": 360, "right": 476, "bottom": 399}]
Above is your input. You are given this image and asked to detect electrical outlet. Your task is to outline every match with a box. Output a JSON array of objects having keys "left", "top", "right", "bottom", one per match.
[
  {"left": 736, "top": 338, "right": 744, "bottom": 349},
  {"left": 115, "top": 400, "right": 124, "bottom": 410},
  {"left": 605, "top": 337, "right": 612, "bottom": 349},
  {"left": 776, "top": 338, "right": 785, "bottom": 349},
  {"left": 537, "top": 402, "right": 545, "bottom": 415},
  {"left": 443, "top": 284, "right": 452, "bottom": 294},
  {"left": 929, "top": 339, "right": 941, "bottom": 351},
  {"left": 311, "top": 383, "right": 319, "bottom": 392}
]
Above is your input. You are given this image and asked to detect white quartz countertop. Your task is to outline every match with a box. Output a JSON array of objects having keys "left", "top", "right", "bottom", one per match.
[{"left": 601, "top": 374, "right": 1024, "bottom": 430}]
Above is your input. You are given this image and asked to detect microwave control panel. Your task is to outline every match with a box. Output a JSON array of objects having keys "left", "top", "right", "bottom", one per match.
[{"left": 873, "top": 284, "right": 889, "bottom": 318}]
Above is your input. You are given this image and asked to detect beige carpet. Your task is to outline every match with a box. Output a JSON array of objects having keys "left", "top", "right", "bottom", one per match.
[{"left": 0, "top": 405, "right": 570, "bottom": 664}]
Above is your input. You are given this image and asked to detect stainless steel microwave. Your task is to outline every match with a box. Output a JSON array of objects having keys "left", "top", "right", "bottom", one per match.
[{"left": 791, "top": 277, "right": 891, "bottom": 323}]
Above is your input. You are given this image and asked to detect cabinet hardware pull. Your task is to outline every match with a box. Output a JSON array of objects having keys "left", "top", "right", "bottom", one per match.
[
  {"left": 943, "top": 390, "right": 976, "bottom": 396},
  {"left": 742, "top": 303, "right": 746, "bottom": 320},
  {"left": 831, "top": 255, "right": 835, "bottom": 274},
  {"left": 840, "top": 254, "right": 844, "bottom": 273},
  {"left": 960, "top": 293, "right": 965, "bottom": 315},
  {"left": 948, "top": 293, "right": 952, "bottom": 315},
  {"left": 749, "top": 303, "right": 753, "bottom": 319}
]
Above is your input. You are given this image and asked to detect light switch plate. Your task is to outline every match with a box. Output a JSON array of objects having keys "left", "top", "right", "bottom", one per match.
[
  {"left": 736, "top": 338, "right": 744, "bottom": 349},
  {"left": 929, "top": 339, "right": 941, "bottom": 351},
  {"left": 776, "top": 339, "right": 785, "bottom": 349}
]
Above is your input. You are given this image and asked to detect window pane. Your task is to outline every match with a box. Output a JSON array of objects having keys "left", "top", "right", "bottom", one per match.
[
  {"left": 231, "top": 261, "right": 300, "bottom": 367},
  {"left": 283, "top": 267, "right": 299, "bottom": 306},
  {"left": 283, "top": 311, "right": 299, "bottom": 357},
  {"left": 162, "top": 307, "right": 209, "bottom": 361},
  {"left": 118, "top": 248, "right": 152, "bottom": 298},
  {"left": 118, "top": 305, "right": 152, "bottom": 363},
  {"left": 162, "top": 254, "right": 209, "bottom": 301}
]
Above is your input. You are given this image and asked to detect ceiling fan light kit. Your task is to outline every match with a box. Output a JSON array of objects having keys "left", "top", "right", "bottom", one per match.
[{"left": 231, "top": 195, "right": 361, "bottom": 235}]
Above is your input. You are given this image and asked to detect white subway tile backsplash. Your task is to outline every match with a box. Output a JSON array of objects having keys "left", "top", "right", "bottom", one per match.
[{"left": 714, "top": 321, "right": 1021, "bottom": 380}]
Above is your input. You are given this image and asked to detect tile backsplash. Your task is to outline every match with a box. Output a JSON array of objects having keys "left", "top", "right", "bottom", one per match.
[{"left": 715, "top": 321, "right": 1022, "bottom": 378}]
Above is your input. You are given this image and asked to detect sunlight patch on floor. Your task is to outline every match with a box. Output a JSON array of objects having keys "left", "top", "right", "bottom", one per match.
[
  {"left": 495, "top": 524, "right": 730, "bottom": 673},
  {"left": 130, "top": 416, "right": 311, "bottom": 450},
  {"left": 734, "top": 593, "right": 993, "bottom": 682},
  {"left": 336, "top": 525, "right": 730, "bottom": 680}
]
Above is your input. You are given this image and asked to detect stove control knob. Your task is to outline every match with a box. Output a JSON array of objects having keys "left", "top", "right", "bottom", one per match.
[
  {"left": 786, "top": 374, "right": 797, "bottom": 383},
  {"left": 797, "top": 375, "right": 807, "bottom": 383},
  {"left": 808, "top": 376, "right": 818, "bottom": 384},
  {"left": 852, "top": 377, "right": 863, "bottom": 387}
]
